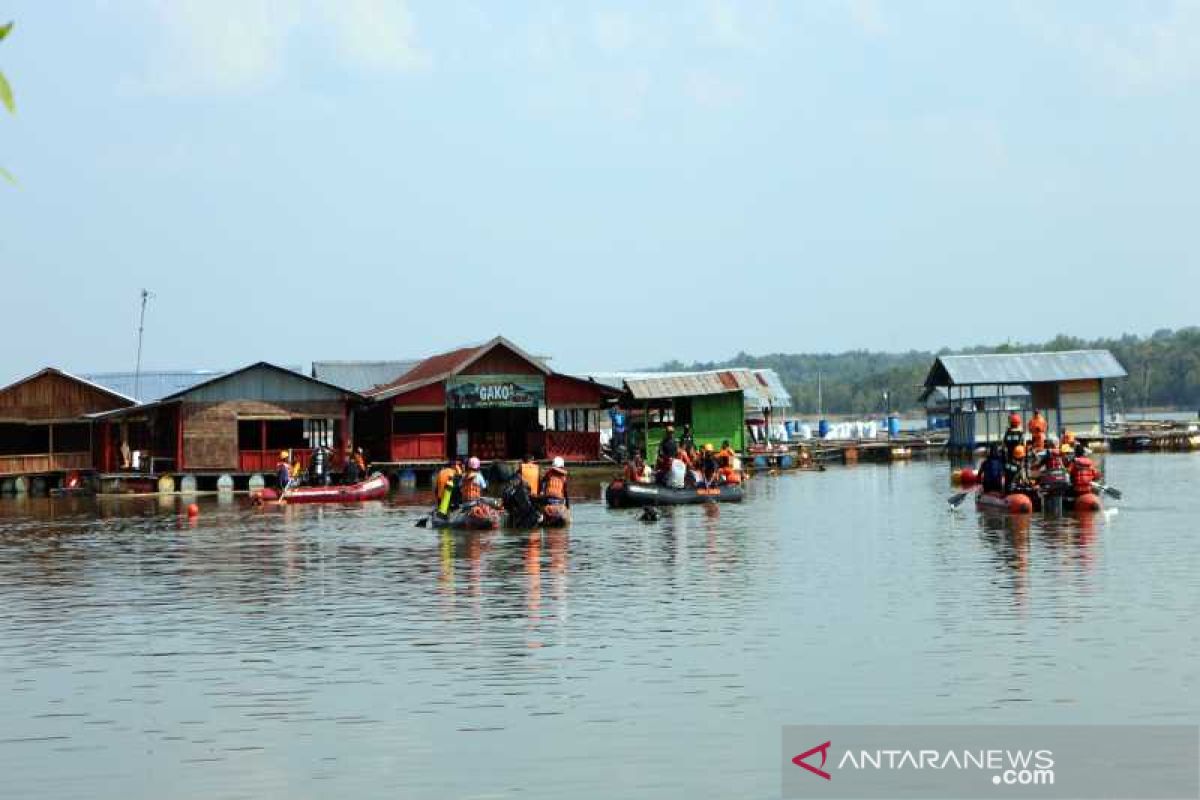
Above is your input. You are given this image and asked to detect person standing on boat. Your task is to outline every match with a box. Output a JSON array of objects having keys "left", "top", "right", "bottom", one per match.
[
  {"left": 700, "top": 443, "right": 720, "bottom": 486},
  {"left": 540, "top": 456, "right": 570, "bottom": 508},
  {"left": 276, "top": 450, "right": 293, "bottom": 492},
  {"left": 460, "top": 457, "right": 487, "bottom": 504},
  {"left": 1004, "top": 444, "right": 1028, "bottom": 493},
  {"left": 1002, "top": 413, "right": 1025, "bottom": 460},
  {"left": 1028, "top": 410, "right": 1048, "bottom": 452},
  {"left": 343, "top": 444, "right": 361, "bottom": 484},
  {"left": 519, "top": 454, "right": 540, "bottom": 495},
  {"left": 656, "top": 425, "right": 679, "bottom": 483}
]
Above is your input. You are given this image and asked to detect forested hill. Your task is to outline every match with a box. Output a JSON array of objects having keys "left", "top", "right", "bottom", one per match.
[{"left": 653, "top": 328, "right": 1200, "bottom": 415}]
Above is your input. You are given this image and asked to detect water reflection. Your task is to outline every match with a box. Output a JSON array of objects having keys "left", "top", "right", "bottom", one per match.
[{"left": 0, "top": 456, "right": 1196, "bottom": 800}]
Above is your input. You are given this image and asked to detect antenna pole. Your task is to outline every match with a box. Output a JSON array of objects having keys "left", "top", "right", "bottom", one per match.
[{"left": 134, "top": 289, "right": 152, "bottom": 400}]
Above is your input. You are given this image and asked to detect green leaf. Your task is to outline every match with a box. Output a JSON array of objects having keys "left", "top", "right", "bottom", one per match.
[
  {"left": 0, "top": 165, "right": 16, "bottom": 186},
  {"left": 0, "top": 70, "right": 13, "bottom": 113},
  {"left": 0, "top": 22, "right": 12, "bottom": 42}
]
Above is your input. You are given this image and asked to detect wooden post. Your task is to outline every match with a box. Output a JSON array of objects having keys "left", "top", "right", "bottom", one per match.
[
  {"left": 48, "top": 423, "right": 55, "bottom": 471},
  {"left": 177, "top": 406, "right": 186, "bottom": 471}
]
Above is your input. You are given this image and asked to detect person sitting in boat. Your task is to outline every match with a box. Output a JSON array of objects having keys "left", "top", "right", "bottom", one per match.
[
  {"left": 717, "top": 440, "right": 735, "bottom": 468},
  {"left": 1069, "top": 455, "right": 1101, "bottom": 498},
  {"left": 460, "top": 457, "right": 488, "bottom": 504},
  {"left": 1004, "top": 444, "right": 1029, "bottom": 493},
  {"left": 519, "top": 454, "right": 540, "bottom": 495},
  {"left": 1002, "top": 413, "right": 1025, "bottom": 460},
  {"left": 1062, "top": 429, "right": 1090, "bottom": 457},
  {"left": 276, "top": 451, "right": 293, "bottom": 492},
  {"left": 977, "top": 445, "right": 1006, "bottom": 494},
  {"left": 623, "top": 452, "right": 650, "bottom": 483},
  {"left": 1028, "top": 410, "right": 1048, "bottom": 452},
  {"left": 540, "top": 457, "right": 570, "bottom": 508},
  {"left": 666, "top": 456, "right": 687, "bottom": 489},
  {"left": 699, "top": 443, "right": 721, "bottom": 486},
  {"left": 354, "top": 447, "right": 368, "bottom": 477},
  {"left": 343, "top": 444, "right": 361, "bottom": 484}
]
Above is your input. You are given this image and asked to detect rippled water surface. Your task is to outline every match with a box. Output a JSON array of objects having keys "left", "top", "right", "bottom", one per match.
[{"left": 2, "top": 455, "right": 1197, "bottom": 799}]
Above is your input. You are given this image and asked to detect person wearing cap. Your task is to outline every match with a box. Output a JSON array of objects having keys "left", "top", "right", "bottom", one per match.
[
  {"left": 460, "top": 456, "right": 487, "bottom": 503},
  {"left": 276, "top": 450, "right": 292, "bottom": 492},
  {"left": 540, "top": 456, "right": 570, "bottom": 507}
]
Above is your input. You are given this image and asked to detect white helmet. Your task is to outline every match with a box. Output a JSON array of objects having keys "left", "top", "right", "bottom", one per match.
[
  {"left": 552, "top": 456, "right": 565, "bottom": 469},
  {"left": 467, "top": 457, "right": 481, "bottom": 470}
]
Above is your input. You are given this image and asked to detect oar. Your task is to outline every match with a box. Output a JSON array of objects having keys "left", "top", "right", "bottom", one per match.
[
  {"left": 415, "top": 514, "right": 430, "bottom": 528},
  {"left": 947, "top": 491, "right": 973, "bottom": 508},
  {"left": 1091, "top": 481, "right": 1122, "bottom": 500}
]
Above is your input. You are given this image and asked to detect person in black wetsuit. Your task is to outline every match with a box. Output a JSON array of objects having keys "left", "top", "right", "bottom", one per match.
[{"left": 977, "top": 445, "right": 1006, "bottom": 493}]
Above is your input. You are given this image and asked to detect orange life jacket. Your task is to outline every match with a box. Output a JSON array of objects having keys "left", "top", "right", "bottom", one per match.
[
  {"left": 542, "top": 468, "right": 567, "bottom": 499},
  {"left": 519, "top": 462, "right": 540, "bottom": 494},
  {"left": 1029, "top": 415, "right": 1047, "bottom": 448},
  {"left": 720, "top": 466, "right": 741, "bottom": 485},
  {"left": 718, "top": 447, "right": 735, "bottom": 467},
  {"left": 623, "top": 462, "right": 644, "bottom": 482},
  {"left": 461, "top": 471, "right": 482, "bottom": 502},
  {"left": 1070, "top": 458, "right": 1097, "bottom": 493}
]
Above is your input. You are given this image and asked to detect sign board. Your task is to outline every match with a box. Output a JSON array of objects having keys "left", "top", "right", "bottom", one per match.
[{"left": 446, "top": 375, "right": 545, "bottom": 409}]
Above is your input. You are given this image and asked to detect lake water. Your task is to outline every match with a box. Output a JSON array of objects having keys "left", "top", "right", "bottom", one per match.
[{"left": 1, "top": 455, "right": 1197, "bottom": 799}]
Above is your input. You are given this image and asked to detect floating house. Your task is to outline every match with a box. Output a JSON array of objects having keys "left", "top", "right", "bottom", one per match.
[
  {"left": 91, "top": 362, "right": 360, "bottom": 479},
  {"left": 358, "top": 337, "right": 617, "bottom": 465},
  {"left": 0, "top": 368, "right": 135, "bottom": 482},
  {"left": 922, "top": 350, "right": 1127, "bottom": 449},
  {"left": 743, "top": 368, "right": 793, "bottom": 443},
  {"left": 919, "top": 384, "right": 1030, "bottom": 430},
  {"left": 587, "top": 371, "right": 749, "bottom": 459}
]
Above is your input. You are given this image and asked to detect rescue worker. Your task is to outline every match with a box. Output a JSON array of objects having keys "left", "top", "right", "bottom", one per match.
[
  {"left": 699, "top": 443, "right": 720, "bottom": 486},
  {"left": 1028, "top": 410, "right": 1047, "bottom": 451},
  {"left": 343, "top": 445, "right": 361, "bottom": 484},
  {"left": 977, "top": 445, "right": 1006, "bottom": 494},
  {"left": 1069, "top": 454, "right": 1100, "bottom": 498},
  {"left": 1004, "top": 444, "right": 1028, "bottom": 493},
  {"left": 717, "top": 440, "right": 736, "bottom": 468},
  {"left": 519, "top": 454, "right": 540, "bottom": 495},
  {"left": 1062, "top": 429, "right": 1089, "bottom": 457},
  {"left": 540, "top": 456, "right": 570, "bottom": 508},
  {"left": 435, "top": 459, "right": 462, "bottom": 499},
  {"left": 680, "top": 424, "right": 695, "bottom": 451},
  {"left": 656, "top": 425, "right": 679, "bottom": 484},
  {"left": 276, "top": 450, "right": 292, "bottom": 492},
  {"left": 1002, "top": 413, "right": 1025, "bottom": 460},
  {"left": 354, "top": 447, "right": 367, "bottom": 476},
  {"left": 309, "top": 444, "right": 330, "bottom": 486},
  {"left": 460, "top": 457, "right": 487, "bottom": 504}
]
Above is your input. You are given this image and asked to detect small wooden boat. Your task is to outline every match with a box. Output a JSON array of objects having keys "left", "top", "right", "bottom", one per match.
[
  {"left": 605, "top": 479, "right": 744, "bottom": 508},
  {"left": 259, "top": 473, "right": 389, "bottom": 504}
]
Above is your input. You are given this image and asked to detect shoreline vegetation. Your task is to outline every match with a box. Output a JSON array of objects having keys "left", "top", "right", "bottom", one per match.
[{"left": 653, "top": 328, "right": 1200, "bottom": 416}]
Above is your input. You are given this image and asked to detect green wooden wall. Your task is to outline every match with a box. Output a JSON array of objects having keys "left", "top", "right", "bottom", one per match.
[{"left": 637, "top": 391, "right": 745, "bottom": 458}]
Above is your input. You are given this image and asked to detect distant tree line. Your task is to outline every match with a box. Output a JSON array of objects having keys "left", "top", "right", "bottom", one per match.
[{"left": 654, "top": 327, "right": 1200, "bottom": 415}]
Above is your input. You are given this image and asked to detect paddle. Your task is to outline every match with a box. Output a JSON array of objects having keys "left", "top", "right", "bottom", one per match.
[
  {"left": 415, "top": 515, "right": 429, "bottom": 528},
  {"left": 1091, "top": 481, "right": 1122, "bottom": 500},
  {"left": 947, "top": 491, "right": 973, "bottom": 508}
]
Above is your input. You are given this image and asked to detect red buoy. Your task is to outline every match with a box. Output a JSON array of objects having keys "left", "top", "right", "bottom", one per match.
[
  {"left": 1006, "top": 493, "right": 1033, "bottom": 514},
  {"left": 959, "top": 467, "right": 978, "bottom": 486},
  {"left": 187, "top": 503, "right": 200, "bottom": 517}
]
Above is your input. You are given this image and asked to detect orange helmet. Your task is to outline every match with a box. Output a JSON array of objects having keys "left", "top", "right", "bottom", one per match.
[
  {"left": 1013, "top": 445, "right": 1026, "bottom": 459},
  {"left": 1008, "top": 413, "right": 1021, "bottom": 427}
]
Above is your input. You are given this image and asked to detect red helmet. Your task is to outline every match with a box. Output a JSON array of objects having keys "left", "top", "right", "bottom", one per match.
[{"left": 1008, "top": 413, "right": 1021, "bottom": 427}]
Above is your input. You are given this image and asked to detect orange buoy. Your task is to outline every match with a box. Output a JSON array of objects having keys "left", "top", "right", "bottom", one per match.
[
  {"left": 1074, "top": 493, "right": 1102, "bottom": 512},
  {"left": 1006, "top": 493, "right": 1033, "bottom": 514},
  {"left": 187, "top": 503, "right": 200, "bottom": 517}
]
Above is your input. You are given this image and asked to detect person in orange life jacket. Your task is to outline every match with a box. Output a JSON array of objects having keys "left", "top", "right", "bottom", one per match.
[
  {"left": 717, "top": 440, "right": 735, "bottom": 468},
  {"left": 977, "top": 445, "right": 1006, "bottom": 493},
  {"left": 435, "top": 459, "right": 463, "bottom": 504},
  {"left": 354, "top": 447, "right": 367, "bottom": 475},
  {"left": 1004, "top": 445, "right": 1029, "bottom": 493},
  {"left": 1028, "top": 410, "right": 1047, "bottom": 451},
  {"left": 1002, "top": 413, "right": 1025, "bottom": 460},
  {"left": 540, "top": 457, "right": 570, "bottom": 507},
  {"left": 1070, "top": 455, "right": 1101, "bottom": 495},
  {"left": 460, "top": 457, "right": 487, "bottom": 503},
  {"left": 519, "top": 454, "right": 540, "bottom": 495}
]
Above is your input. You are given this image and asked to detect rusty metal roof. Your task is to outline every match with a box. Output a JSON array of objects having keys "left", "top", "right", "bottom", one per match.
[
  {"left": 924, "top": 350, "right": 1127, "bottom": 387},
  {"left": 588, "top": 370, "right": 750, "bottom": 401}
]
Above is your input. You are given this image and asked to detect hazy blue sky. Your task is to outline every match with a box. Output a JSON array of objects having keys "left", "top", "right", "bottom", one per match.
[{"left": 1, "top": 1, "right": 1196, "bottom": 380}]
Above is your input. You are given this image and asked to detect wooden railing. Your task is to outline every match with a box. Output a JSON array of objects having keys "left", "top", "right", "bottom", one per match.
[
  {"left": 544, "top": 431, "right": 600, "bottom": 461},
  {"left": 239, "top": 448, "right": 313, "bottom": 473},
  {"left": 0, "top": 451, "right": 92, "bottom": 477}
]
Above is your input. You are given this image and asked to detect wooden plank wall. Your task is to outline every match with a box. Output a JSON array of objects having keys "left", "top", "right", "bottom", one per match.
[
  {"left": 181, "top": 400, "right": 346, "bottom": 470},
  {"left": 0, "top": 372, "right": 131, "bottom": 421}
]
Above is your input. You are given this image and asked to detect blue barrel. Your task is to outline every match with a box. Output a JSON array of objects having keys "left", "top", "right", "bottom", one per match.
[
  {"left": 780, "top": 455, "right": 794, "bottom": 469},
  {"left": 887, "top": 415, "right": 901, "bottom": 438},
  {"left": 753, "top": 455, "right": 768, "bottom": 469},
  {"left": 784, "top": 420, "right": 795, "bottom": 437},
  {"left": 817, "top": 419, "right": 830, "bottom": 438},
  {"left": 399, "top": 469, "right": 417, "bottom": 486}
]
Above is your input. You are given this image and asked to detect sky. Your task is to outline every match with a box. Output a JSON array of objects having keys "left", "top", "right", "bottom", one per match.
[{"left": 1, "top": 0, "right": 1197, "bottom": 381}]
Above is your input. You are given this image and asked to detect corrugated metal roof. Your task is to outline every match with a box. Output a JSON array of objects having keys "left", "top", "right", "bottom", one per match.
[
  {"left": 589, "top": 370, "right": 748, "bottom": 401},
  {"left": 82, "top": 370, "right": 226, "bottom": 403},
  {"left": 312, "top": 360, "right": 418, "bottom": 393},
  {"left": 751, "top": 369, "right": 793, "bottom": 409},
  {"left": 924, "top": 350, "right": 1127, "bottom": 387}
]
